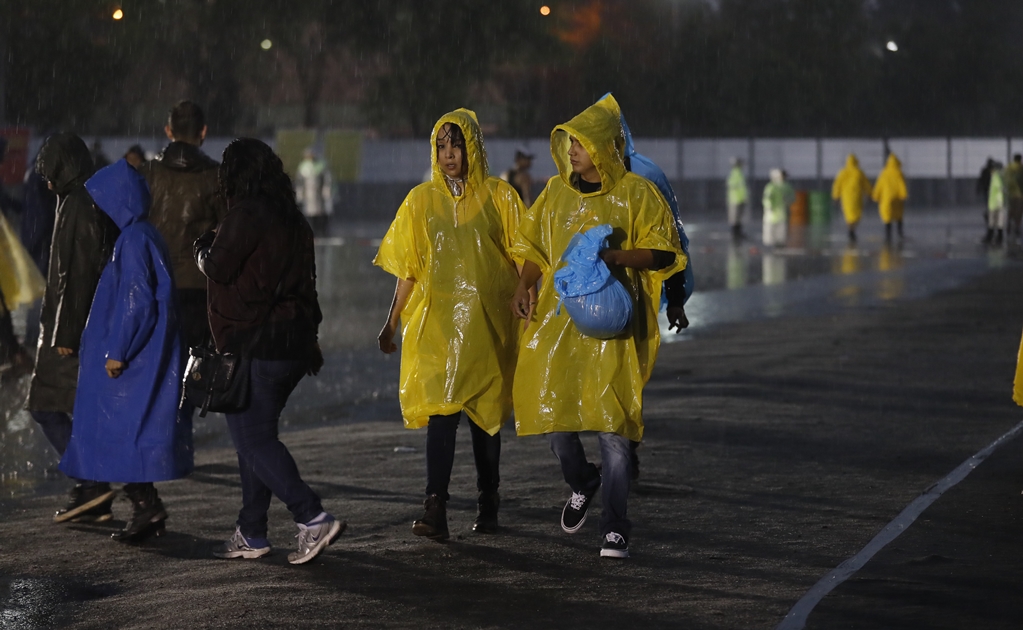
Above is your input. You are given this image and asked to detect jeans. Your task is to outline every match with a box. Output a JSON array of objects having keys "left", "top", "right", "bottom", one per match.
[
  {"left": 548, "top": 432, "right": 632, "bottom": 538},
  {"left": 425, "top": 413, "right": 500, "bottom": 501},
  {"left": 31, "top": 411, "right": 97, "bottom": 487},
  {"left": 225, "top": 358, "right": 323, "bottom": 539}
]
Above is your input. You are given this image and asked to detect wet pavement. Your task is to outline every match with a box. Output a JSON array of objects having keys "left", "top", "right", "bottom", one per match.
[{"left": 1, "top": 206, "right": 1022, "bottom": 628}]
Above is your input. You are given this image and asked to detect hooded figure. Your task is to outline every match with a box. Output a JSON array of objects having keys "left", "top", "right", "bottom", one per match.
[
  {"left": 872, "top": 154, "right": 908, "bottom": 240},
  {"left": 832, "top": 154, "right": 872, "bottom": 241},
  {"left": 374, "top": 109, "right": 525, "bottom": 539},
  {"left": 375, "top": 109, "right": 524, "bottom": 433},
  {"left": 620, "top": 107, "right": 694, "bottom": 308},
  {"left": 762, "top": 169, "right": 793, "bottom": 247},
  {"left": 27, "top": 133, "right": 118, "bottom": 414},
  {"left": 60, "top": 160, "right": 190, "bottom": 484},
  {"left": 510, "top": 94, "right": 684, "bottom": 442}
]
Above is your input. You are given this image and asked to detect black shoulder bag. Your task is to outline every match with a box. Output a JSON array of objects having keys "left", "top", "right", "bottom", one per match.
[{"left": 182, "top": 244, "right": 293, "bottom": 418}]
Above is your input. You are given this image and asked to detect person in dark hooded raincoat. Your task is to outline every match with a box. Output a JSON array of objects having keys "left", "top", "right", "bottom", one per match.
[
  {"left": 60, "top": 159, "right": 189, "bottom": 542},
  {"left": 27, "top": 133, "right": 120, "bottom": 524}
]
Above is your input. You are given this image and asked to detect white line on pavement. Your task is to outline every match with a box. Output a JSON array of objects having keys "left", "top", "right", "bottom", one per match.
[{"left": 776, "top": 418, "right": 1023, "bottom": 630}]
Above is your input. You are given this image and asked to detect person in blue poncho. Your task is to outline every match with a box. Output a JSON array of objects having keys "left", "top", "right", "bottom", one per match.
[
  {"left": 618, "top": 99, "right": 694, "bottom": 480},
  {"left": 60, "top": 159, "right": 190, "bottom": 543}
]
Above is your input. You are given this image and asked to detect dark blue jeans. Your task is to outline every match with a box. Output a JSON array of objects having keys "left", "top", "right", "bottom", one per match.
[
  {"left": 31, "top": 411, "right": 97, "bottom": 487},
  {"left": 548, "top": 432, "right": 632, "bottom": 538},
  {"left": 425, "top": 413, "right": 500, "bottom": 501},
  {"left": 225, "top": 359, "right": 323, "bottom": 539}
]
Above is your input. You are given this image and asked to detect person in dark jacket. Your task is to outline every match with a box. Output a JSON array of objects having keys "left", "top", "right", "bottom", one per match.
[
  {"left": 27, "top": 133, "right": 120, "bottom": 523},
  {"left": 62, "top": 159, "right": 189, "bottom": 542},
  {"left": 194, "top": 138, "right": 339, "bottom": 565},
  {"left": 139, "top": 101, "right": 226, "bottom": 351},
  {"left": 19, "top": 153, "right": 57, "bottom": 347}
]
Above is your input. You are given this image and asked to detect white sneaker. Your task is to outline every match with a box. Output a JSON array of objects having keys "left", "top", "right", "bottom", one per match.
[
  {"left": 288, "top": 514, "right": 345, "bottom": 565},
  {"left": 213, "top": 527, "right": 270, "bottom": 559}
]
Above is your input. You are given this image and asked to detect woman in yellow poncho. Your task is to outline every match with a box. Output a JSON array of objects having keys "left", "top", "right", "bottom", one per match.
[
  {"left": 374, "top": 109, "right": 527, "bottom": 541},
  {"left": 510, "top": 94, "right": 684, "bottom": 559},
  {"left": 832, "top": 154, "right": 872, "bottom": 244},
  {"left": 872, "top": 153, "right": 908, "bottom": 242}
]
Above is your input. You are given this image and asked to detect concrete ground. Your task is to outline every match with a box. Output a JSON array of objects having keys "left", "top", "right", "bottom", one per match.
[{"left": 2, "top": 257, "right": 1022, "bottom": 629}]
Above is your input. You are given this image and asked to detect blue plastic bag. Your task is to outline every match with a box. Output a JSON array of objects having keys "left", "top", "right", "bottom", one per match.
[{"left": 553, "top": 224, "right": 633, "bottom": 339}]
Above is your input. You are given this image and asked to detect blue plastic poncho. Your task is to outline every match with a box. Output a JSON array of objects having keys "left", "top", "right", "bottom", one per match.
[
  {"left": 620, "top": 109, "right": 694, "bottom": 304},
  {"left": 60, "top": 160, "right": 191, "bottom": 483},
  {"left": 553, "top": 224, "right": 633, "bottom": 338}
]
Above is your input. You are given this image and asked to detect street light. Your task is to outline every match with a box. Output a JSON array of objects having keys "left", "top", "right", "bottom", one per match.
[
  {"left": 261, "top": 39, "right": 273, "bottom": 50},
  {"left": 112, "top": 8, "right": 124, "bottom": 20},
  {"left": 886, "top": 40, "right": 898, "bottom": 52},
  {"left": 540, "top": 5, "right": 551, "bottom": 16}
]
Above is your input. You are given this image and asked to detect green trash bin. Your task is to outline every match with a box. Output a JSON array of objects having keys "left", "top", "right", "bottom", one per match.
[{"left": 809, "top": 191, "right": 831, "bottom": 224}]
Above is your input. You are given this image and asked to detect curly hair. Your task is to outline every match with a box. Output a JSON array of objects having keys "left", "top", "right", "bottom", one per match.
[{"left": 219, "top": 138, "right": 299, "bottom": 216}]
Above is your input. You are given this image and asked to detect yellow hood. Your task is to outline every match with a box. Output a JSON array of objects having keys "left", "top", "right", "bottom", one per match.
[
  {"left": 550, "top": 93, "right": 627, "bottom": 197},
  {"left": 430, "top": 108, "right": 489, "bottom": 198},
  {"left": 846, "top": 154, "right": 860, "bottom": 168},
  {"left": 883, "top": 153, "right": 902, "bottom": 172}
]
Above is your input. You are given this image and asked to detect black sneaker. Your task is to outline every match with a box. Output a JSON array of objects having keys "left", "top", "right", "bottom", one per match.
[
  {"left": 561, "top": 491, "right": 595, "bottom": 534},
  {"left": 600, "top": 531, "right": 629, "bottom": 558},
  {"left": 412, "top": 494, "right": 449, "bottom": 541},
  {"left": 53, "top": 483, "right": 116, "bottom": 523},
  {"left": 472, "top": 491, "right": 500, "bottom": 534}
]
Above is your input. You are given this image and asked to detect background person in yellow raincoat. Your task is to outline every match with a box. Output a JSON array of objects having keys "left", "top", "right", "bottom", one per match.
[
  {"left": 831, "top": 154, "right": 872, "bottom": 244},
  {"left": 872, "top": 153, "right": 908, "bottom": 242},
  {"left": 374, "top": 109, "right": 528, "bottom": 541},
  {"left": 510, "top": 94, "right": 684, "bottom": 560}
]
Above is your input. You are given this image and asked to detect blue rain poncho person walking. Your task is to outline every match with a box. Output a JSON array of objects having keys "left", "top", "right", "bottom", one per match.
[{"left": 60, "top": 159, "right": 191, "bottom": 542}]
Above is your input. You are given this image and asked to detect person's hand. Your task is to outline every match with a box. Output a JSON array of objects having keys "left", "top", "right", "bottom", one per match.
[
  {"left": 55, "top": 347, "right": 74, "bottom": 357},
  {"left": 193, "top": 229, "right": 216, "bottom": 258},
  {"left": 378, "top": 321, "right": 399, "bottom": 354},
  {"left": 307, "top": 342, "right": 324, "bottom": 376},
  {"left": 667, "top": 306, "right": 689, "bottom": 333},
  {"left": 511, "top": 284, "right": 534, "bottom": 320},
  {"left": 600, "top": 248, "right": 620, "bottom": 267},
  {"left": 105, "top": 359, "right": 125, "bottom": 378}
]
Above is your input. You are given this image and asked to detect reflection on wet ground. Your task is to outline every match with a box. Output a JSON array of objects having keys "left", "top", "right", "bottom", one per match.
[
  {"left": 0, "top": 575, "right": 116, "bottom": 628},
  {"left": 1, "top": 208, "right": 1018, "bottom": 502}
]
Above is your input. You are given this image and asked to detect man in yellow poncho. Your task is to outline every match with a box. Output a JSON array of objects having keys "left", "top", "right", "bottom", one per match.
[
  {"left": 510, "top": 94, "right": 684, "bottom": 559},
  {"left": 727, "top": 157, "right": 749, "bottom": 239},
  {"left": 374, "top": 109, "right": 527, "bottom": 540},
  {"left": 832, "top": 154, "right": 872, "bottom": 244},
  {"left": 761, "top": 169, "right": 794, "bottom": 247},
  {"left": 872, "top": 153, "right": 908, "bottom": 242},
  {"left": 986, "top": 161, "right": 1006, "bottom": 246}
]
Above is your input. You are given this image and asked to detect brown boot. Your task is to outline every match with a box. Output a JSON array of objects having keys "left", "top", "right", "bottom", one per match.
[{"left": 412, "top": 494, "right": 448, "bottom": 541}]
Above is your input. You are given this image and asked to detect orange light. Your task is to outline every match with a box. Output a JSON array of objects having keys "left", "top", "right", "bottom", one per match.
[
  {"left": 112, "top": 8, "right": 124, "bottom": 19},
  {"left": 540, "top": 5, "right": 551, "bottom": 16}
]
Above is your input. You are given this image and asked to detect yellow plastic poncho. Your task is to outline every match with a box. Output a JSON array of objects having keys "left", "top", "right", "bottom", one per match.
[
  {"left": 510, "top": 94, "right": 685, "bottom": 442},
  {"left": 872, "top": 154, "right": 908, "bottom": 224},
  {"left": 832, "top": 154, "right": 872, "bottom": 226},
  {"left": 0, "top": 212, "right": 45, "bottom": 309},
  {"left": 373, "top": 109, "right": 526, "bottom": 434},
  {"left": 1014, "top": 329, "right": 1023, "bottom": 407}
]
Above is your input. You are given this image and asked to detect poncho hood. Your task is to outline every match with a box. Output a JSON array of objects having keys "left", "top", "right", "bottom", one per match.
[
  {"left": 36, "top": 133, "right": 95, "bottom": 196},
  {"left": 551, "top": 93, "right": 627, "bottom": 197},
  {"left": 430, "top": 108, "right": 488, "bottom": 199},
  {"left": 85, "top": 159, "right": 152, "bottom": 229}
]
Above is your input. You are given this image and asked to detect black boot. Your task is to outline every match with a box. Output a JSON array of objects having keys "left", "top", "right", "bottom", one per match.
[
  {"left": 996, "top": 228, "right": 1004, "bottom": 245},
  {"left": 897, "top": 220, "right": 904, "bottom": 241},
  {"left": 983, "top": 228, "right": 994, "bottom": 244},
  {"left": 472, "top": 491, "right": 500, "bottom": 534},
  {"left": 848, "top": 228, "right": 857, "bottom": 244},
  {"left": 53, "top": 483, "right": 116, "bottom": 523},
  {"left": 112, "top": 483, "right": 167, "bottom": 542},
  {"left": 885, "top": 223, "right": 892, "bottom": 243},
  {"left": 412, "top": 494, "right": 449, "bottom": 541}
]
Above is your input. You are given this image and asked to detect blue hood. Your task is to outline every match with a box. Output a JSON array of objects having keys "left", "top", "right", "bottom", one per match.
[{"left": 85, "top": 159, "right": 151, "bottom": 229}]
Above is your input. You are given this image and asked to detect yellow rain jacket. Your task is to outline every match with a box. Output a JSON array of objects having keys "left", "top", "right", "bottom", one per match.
[
  {"left": 832, "top": 154, "right": 872, "bottom": 226},
  {"left": 510, "top": 94, "right": 685, "bottom": 442},
  {"left": 872, "top": 154, "right": 908, "bottom": 223},
  {"left": 373, "top": 109, "right": 526, "bottom": 434},
  {"left": 0, "top": 212, "right": 46, "bottom": 309},
  {"left": 1014, "top": 330, "right": 1023, "bottom": 407}
]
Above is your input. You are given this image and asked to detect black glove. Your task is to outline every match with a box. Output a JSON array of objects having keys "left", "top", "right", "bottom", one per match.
[{"left": 193, "top": 230, "right": 216, "bottom": 267}]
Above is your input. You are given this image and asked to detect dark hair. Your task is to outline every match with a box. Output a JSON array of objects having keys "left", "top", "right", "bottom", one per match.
[
  {"left": 124, "top": 144, "right": 145, "bottom": 159},
  {"left": 437, "top": 123, "right": 465, "bottom": 150},
  {"left": 219, "top": 138, "right": 299, "bottom": 216},
  {"left": 168, "top": 100, "right": 206, "bottom": 142}
]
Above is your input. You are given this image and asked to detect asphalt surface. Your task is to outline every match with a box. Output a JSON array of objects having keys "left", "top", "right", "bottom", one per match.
[{"left": 1, "top": 255, "right": 1022, "bottom": 629}]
